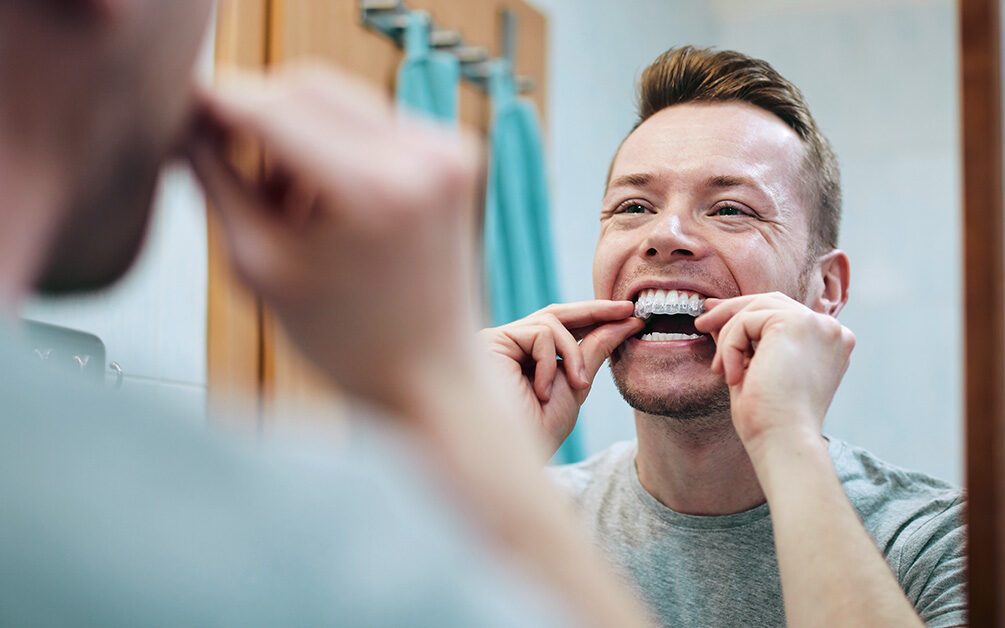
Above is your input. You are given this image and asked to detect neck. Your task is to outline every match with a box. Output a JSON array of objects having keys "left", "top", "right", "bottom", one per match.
[
  {"left": 0, "top": 145, "right": 67, "bottom": 311},
  {"left": 634, "top": 408, "right": 766, "bottom": 515}
]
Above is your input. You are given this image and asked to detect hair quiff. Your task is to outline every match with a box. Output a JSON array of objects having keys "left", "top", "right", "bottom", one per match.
[{"left": 634, "top": 45, "right": 841, "bottom": 252}]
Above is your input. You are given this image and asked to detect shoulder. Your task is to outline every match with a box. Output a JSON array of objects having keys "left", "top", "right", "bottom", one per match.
[
  {"left": 829, "top": 438, "right": 966, "bottom": 624},
  {"left": 546, "top": 440, "right": 637, "bottom": 501},
  {"left": 830, "top": 438, "right": 964, "bottom": 529},
  {"left": 0, "top": 335, "right": 570, "bottom": 627}
]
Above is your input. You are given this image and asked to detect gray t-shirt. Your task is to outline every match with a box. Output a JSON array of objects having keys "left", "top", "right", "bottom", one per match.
[
  {"left": 0, "top": 325, "right": 569, "bottom": 627},
  {"left": 549, "top": 439, "right": 966, "bottom": 627}
]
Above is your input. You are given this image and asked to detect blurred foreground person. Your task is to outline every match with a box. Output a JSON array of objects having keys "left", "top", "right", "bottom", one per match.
[{"left": 0, "top": 1, "right": 651, "bottom": 626}]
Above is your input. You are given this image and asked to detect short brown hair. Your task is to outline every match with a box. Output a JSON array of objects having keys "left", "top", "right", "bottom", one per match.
[{"left": 625, "top": 46, "right": 841, "bottom": 252}]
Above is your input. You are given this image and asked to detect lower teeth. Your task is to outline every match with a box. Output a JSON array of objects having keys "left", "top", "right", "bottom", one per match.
[{"left": 640, "top": 332, "right": 701, "bottom": 341}]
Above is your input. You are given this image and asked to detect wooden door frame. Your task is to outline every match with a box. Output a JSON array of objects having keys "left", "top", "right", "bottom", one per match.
[
  {"left": 960, "top": 0, "right": 1005, "bottom": 623},
  {"left": 207, "top": 0, "right": 271, "bottom": 428}
]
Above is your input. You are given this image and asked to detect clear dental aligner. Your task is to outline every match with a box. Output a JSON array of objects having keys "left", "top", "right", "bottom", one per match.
[
  {"left": 640, "top": 331, "right": 703, "bottom": 341},
  {"left": 633, "top": 289, "right": 706, "bottom": 319}
]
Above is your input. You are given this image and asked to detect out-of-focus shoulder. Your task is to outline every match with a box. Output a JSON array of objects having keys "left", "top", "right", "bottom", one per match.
[{"left": 545, "top": 440, "right": 637, "bottom": 497}]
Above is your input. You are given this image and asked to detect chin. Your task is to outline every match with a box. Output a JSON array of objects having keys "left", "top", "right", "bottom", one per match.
[
  {"left": 35, "top": 231, "right": 147, "bottom": 295},
  {"left": 34, "top": 160, "right": 159, "bottom": 295},
  {"left": 610, "top": 350, "right": 731, "bottom": 420}
]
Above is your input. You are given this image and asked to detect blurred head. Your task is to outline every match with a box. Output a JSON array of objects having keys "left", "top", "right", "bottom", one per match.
[
  {"left": 594, "top": 46, "right": 849, "bottom": 421},
  {"left": 0, "top": 0, "right": 213, "bottom": 294}
]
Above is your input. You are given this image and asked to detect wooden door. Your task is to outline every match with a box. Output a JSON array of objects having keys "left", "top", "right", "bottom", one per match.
[{"left": 960, "top": 0, "right": 1005, "bottom": 622}]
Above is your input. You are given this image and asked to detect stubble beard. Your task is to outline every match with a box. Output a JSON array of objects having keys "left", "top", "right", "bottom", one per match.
[
  {"left": 609, "top": 354, "right": 732, "bottom": 429},
  {"left": 35, "top": 133, "right": 161, "bottom": 295}
]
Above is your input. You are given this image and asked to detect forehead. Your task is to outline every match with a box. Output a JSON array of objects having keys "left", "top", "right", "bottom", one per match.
[{"left": 610, "top": 101, "right": 807, "bottom": 197}]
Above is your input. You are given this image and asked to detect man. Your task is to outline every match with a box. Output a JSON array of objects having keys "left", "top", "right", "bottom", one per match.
[
  {"left": 482, "top": 46, "right": 966, "bottom": 627},
  {"left": 0, "top": 1, "right": 651, "bottom": 625}
]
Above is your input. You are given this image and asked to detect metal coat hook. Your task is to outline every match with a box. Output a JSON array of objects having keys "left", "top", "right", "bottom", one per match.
[
  {"left": 359, "top": 0, "right": 536, "bottom": 95},
  {"left": 499, "top": 8, "right": 536, "bottom": 94},
  {"left": 501, "top": 8, "right": 517, "bottom": 66}
]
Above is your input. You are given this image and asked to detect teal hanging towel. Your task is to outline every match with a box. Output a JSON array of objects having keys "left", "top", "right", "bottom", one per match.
[
  {"left": 395, "top": 11, "right": 459, "bottom": 123},
  {"left": 484, "top": 60, "right": 583, "bottom": 465}
]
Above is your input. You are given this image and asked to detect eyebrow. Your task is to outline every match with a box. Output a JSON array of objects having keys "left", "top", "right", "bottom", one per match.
[
  {"left": 608, "top": 173, "right": 761, "bottom": 190},
  {"left": 607, "top": 173, "right": 654, "bottom": 189},
  {"left": 706, "top": 174, "right": 756, "bottom": 189}
]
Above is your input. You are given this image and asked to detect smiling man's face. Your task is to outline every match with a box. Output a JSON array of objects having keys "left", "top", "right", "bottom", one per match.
[{"left": 594, "top": 101, "right": 816, "bottom": 417}]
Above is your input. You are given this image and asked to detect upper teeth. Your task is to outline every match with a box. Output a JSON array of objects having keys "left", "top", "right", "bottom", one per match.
[{"left": 633, "top": 289, "right": 705, "bottom": 319}]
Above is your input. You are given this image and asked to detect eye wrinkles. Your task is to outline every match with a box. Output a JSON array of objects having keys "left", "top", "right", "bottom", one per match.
[
  {"left": 601, "top": 196, "right": 765, "bottom": 222},
  {"left": 602, "top": 171, "right": 779, "bottom": 221}
]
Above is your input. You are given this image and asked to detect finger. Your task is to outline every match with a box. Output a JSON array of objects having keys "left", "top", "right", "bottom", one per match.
[
  {"left": 536, "top": 300, "right": 637, "bottom": 330},
  {"left": 535, "top": 315, "right": 589, "bottom": 389},
  {"left": 714, "top": 310, "right": 776, "bottom": 386},
  {"left": 201, "top": 78, "right": 477, "bottom": 231},
  {"left": 198, "top": 80, "right": 394, "bottom": 208},
  {"left": 697, "top": 295, "right": 762, "bottom": 332},
  {"left": 580, "top": 318, "right": 646, "bottom": 382},
  {"left": 188, "top": 136, "right": 307, "bottom": 299},
  {"left": 261, "top": 158, "right": 322, "bottom": 228},
  {"left": 498, "top": 324, "right": 562, "bottom": 401},
  {"left": 278, "top": 63, "right": 396, "bottom": 131},
  {"left": 696, "top": 292, "right": 795, "bottom": 333},
  {"left": 528, "top": 327, "right": 558, "bottom": 402},
  {"left": 187, "top": 135, "right": 272, "bottom": 240}
]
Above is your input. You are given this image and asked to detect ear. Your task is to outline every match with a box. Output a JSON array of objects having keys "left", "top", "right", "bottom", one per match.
[{"left": 808, "top": 249, "right": 850, "bottom": 317}]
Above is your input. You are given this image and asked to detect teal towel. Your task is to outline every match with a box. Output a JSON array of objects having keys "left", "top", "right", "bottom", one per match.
[
  {"left": 395, "top": 12, "right": 459, "bottom": 123},
  {"left": 484, "top": 60, "right": 583, "bottom": 464}
]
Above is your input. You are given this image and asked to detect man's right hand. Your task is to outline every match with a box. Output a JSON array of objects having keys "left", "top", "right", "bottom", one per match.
[{"left": 478, "top": 302, "right": 643, "bottom": 455}]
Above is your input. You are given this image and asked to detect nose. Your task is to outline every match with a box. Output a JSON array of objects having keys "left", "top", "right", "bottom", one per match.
[{"left": 640, "top": 213, "right": 707, "bottom": 262}]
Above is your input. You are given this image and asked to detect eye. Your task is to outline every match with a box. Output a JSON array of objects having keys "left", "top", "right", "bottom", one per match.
[
  {"left": 614, "top": 201, "right": 651, "bottom": 215},
  {"left": 712, "top": 204, "right": 747, "bottom": 217}
]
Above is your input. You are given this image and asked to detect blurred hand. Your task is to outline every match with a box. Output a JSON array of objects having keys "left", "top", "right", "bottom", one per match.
[
  {"left": 478, "top": 302, "right": 643, "bottom": 455},
  {"left": 186, "top": 64, "right": 482, "bottom": 413},
  {"left": 695, "top": 292, "right": 855, "bottom": 458},
  {"left": 185, "top": 65, "right": 655, "bottom": 628}
]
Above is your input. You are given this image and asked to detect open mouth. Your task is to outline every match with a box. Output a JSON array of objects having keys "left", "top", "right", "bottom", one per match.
[{"left": 632, "top": 289, "right": 708, "bottom": 342}]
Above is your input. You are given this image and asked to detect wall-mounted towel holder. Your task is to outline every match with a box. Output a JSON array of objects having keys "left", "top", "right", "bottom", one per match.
[{"left": 360, "top": 0, "right": 536, "bottom": 95}]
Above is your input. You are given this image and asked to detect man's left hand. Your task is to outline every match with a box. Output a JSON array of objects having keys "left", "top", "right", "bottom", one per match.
[
  {"left": 186, "top": 65, "right": 482, "bottom": 416},
  {"left": 694, "top": 292, "right": 855, "bottom": 456}
]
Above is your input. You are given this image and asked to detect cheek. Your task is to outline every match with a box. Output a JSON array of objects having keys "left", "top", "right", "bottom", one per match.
[
  {"left": 720, "top": 233, "right": 799, "bottom": 294},
  {"left": 593, "top": 232, "right": 632, "bottom": 298}
]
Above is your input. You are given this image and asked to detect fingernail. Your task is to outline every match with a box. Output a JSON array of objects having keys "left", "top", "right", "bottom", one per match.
[
  {"left": 579, "top": 367, "right": 588, "bottom": 383},
  {"left": 545, "top": 382, "right": 553, "bottom": 398}
]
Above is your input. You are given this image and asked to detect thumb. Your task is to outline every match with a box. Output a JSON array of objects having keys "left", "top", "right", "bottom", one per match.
[
  {"left": 187, "top": 136, "right": 291, "bottom": 297},
  {"left": 579, "top": 318, "right": 645, "bottom": 383},
  {"left": 187, "top": 135, "right": 265, "bottom": 233}
]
